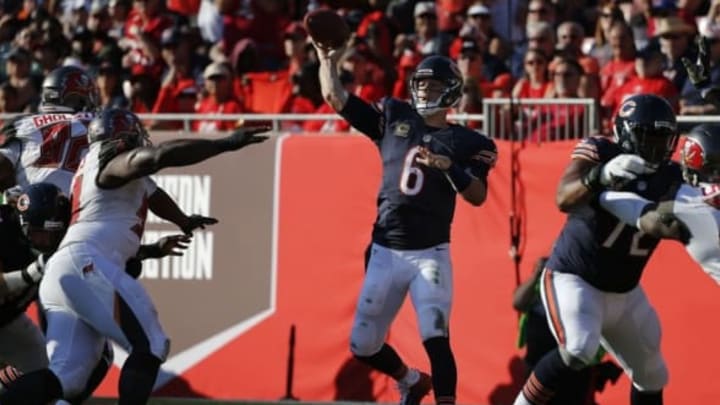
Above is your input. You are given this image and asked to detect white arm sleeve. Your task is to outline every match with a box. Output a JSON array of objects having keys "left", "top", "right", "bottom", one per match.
[
  {"left": 674, "top": 201, "right": 720, "bottom": 285},
  {"left": 599, "top": 191, "right": 652, "bottom": 228}
]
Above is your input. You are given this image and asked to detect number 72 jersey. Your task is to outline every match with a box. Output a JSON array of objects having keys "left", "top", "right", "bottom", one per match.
[
  {"left": 546, "top": 136, "right": 683, "bottom": 293},
  {"left": 0, "top": 112, "right": 93, "bottom": 194}
]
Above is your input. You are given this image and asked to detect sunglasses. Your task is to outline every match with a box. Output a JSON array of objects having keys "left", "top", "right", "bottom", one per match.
[
  {"left": 418, "top": 13, "right": 437, "bottom": 20},
  {"left": 525, "top": 59, "right": 546, "bottom": 65},
  {"left": 528, "top": 36, "right": 549, "bottom": 43},
  {"left": 554, "top": 71, "right": 578, "bottom": 78},
  {"left": 599, "top": 12, "right": 613, "bottom": 19},
  {"left": 469, "top": 13, "right": 490, "bottom": 19}
]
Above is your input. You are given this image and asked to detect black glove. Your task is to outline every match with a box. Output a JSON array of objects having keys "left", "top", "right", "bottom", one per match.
[
  {"left": 216, "top": 126, "right": 271, "bottom": 151},
  {"left": 125, "top": 257, "right": 142, "bottom": 279},
  {"left": 181, "top": 214, "right": 218, "bottom": 235},
  {"left": 682, "top": 35, "right": 711, "bottom": 90}
]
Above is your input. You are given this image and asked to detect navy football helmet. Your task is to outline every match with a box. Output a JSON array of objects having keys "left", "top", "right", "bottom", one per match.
[
  {"left": 40, "top": 66, "right": 99, "bottom": 113},
  {"left": 410, "top": 55, "right": 463, "bottom": 116},
  {"left": 613, "top": 94, "right": 678, "bottom": 167},
  {"left": 681, "top": 124, "right": 720, "bottom": 186},
  {"left": 16, "top": 183, "right": 70, "bottom": 253}
]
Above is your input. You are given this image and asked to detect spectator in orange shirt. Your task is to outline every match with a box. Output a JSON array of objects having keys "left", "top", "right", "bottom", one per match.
[
  {"left": 603, "top": 46, "right": 679, "bottom": 121},
  {"left": 552, "top": 22, "right": 600, "bottom": 99},
  {"left": 282, "top": 21, "right": 309, "bottom": 78},
  {"left": 456, "top": 39, "right": 509, "bottom": 98},
  {"left": 281, "top": 62, "right": 321, "bottom": 132},
  {"left": 512, "top": 48, "right": 551, "bottom": 100},
  {"left": 392, "top": 49, "right": 422, "bottom": 101},
  {"left": 531, "top": 57, "right": 586, "bottom": 141},
  {"left": 194, "top": 62, "right": 245, "bottom": 133},
  {"left": 150, "top": 26, "right": 201, "bottom": 130},
  {"left": 341, "top": 45, "right": 386, "bottom": 103},
  {"left": 121, "top": 0, "right": 175, "bottom": 81},
  {"left": 304, "top": 69, "right": 354, "bottom": 133},
  {"left": 599, "top": 21, "right": 637, "bottom": 96}
]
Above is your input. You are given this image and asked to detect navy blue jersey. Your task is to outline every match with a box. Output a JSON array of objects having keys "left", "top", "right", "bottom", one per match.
[
  {"left": 340, "top": 95, "right": 497, "bottom": 249},
  {"left": 547, "top": 136, "right": 683, "bottom": 293},
  {"left": 0, "top": 205, "right": 38, "bottom": 326}
]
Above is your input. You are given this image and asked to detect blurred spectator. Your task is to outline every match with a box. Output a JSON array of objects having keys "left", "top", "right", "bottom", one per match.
[
  {"left": 680, "top": 22, "right": 720, "bottom": 115},
  {"left": 525, "top": 0, "right": 556, "bottom": 26},
  {"left": 533, "top": 57, "right": 586, "bottom": 141},
  {"left": 108, "top": 0, "right": 131, "bottom": 39},
  {"left": 0, "top": 82, "right": 20, "bottom": 117},
  {"left": 150, "top": 26, "right": 201, "bottom": 130},
  {"left": 654, "top": 16, "right": 696, "bottom": 91},
  {"left": 5, "top": 47, "right": 40, "bottom": 111},
  {"left": 456, "top": 39, "right": 510, "bottom": 98},
  {"left": 393, "top": 2, "right": 452, "bottom": 58},
  {"left": 452, "top": 77, "right": 484, "bottom": 130},
  {"left": 124, "top": 71, "right": 159, "bottom": 113},
  {"left": 282, "top": 21, "right": 308, "bottom": 77},
  {"left": 551, "top": 21, "right": 600, "bottom": 99},
  {"left": 392, "top": 48, "right": 422, "bottom": 100},
  {"left": 465, "top": 2, "right": 509, "bottom": 61},
  {"left": 356, "top": 4, "right": 395, "bottom": 67},
  {"left": 280, "top": 61, "right": 320, "bottom": 132},
  {"left": 95, "top": 60, "right": 128, "bottom": 109},
  {"left": 194, "top": 62, "right": 245, "bottom": 132},
  {"left": 65, "top": 27, "right": 96, "bottom": 68},
  {"left": 341, "top": 45, "right": 386, "bottom": 103},
  {"left": 304, "top": 69, "right": 354, "bottom": 133},
  {"left": 512, "top": 48, "right": 551, "bottom": 99},
  {"left": 587, "top": 0, "right": 626, "bottom": 66},
  {"left": 385, "top": 0, "right": 419, "bottom": 34},
  {"left": 121, "top": 0, "right": 175, "bottom": 81},
  {"left": 599, "top": 21, "right": 637, "bottom": 97},
  {"left": 512, "top": 21, "right": 555, "bottom": 79},
  {"left": 33, "top": 41, "right": 63, "bottom": 76},
  {"left": 603, "top": 45, "right": 678, "bottom": 121}
]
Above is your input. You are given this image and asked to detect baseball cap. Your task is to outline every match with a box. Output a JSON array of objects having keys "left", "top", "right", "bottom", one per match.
[
  {"left": 414, "top": 1, "right": 436, "bottom": 17},
  {"left": 203, "top": 62, "right": 231, "bottom": 79},
  {"left": 467, "top": 4, "right": 490, "bottom": 17}
]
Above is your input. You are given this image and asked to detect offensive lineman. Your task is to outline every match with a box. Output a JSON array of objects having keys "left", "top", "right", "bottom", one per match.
[
  {"left": 513, "top": 94, "right": 682, "bottom": 405},
  {"left": 0, "top": 109, "right": 270, "bottom": 405},
  {"left": 315, "top": 40, "right": 497, "bottom": 405}
]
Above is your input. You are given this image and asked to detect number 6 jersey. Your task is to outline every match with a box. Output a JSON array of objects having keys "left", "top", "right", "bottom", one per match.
[
  {"left": 0, "top": 112, "right": 93, "bottom": 194},
  {"left": 547, "top": 136, "right": 683, "bottom": 293}
]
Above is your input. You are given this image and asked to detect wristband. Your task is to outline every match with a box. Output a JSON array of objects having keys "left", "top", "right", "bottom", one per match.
[
  {"left": 581, "top": 164, "right": 605, "bottom": 192},
  {"left": 444, "top": 163, "right": 472, "bottom": 192}
]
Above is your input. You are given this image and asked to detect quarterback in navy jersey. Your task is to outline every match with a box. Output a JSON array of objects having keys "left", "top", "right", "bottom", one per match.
[
  {"left": 315, "top": 41, "right": 497, "bottom": 405},
  {"left": 513, "top": 94, "right": 682, "bottom": 405}
]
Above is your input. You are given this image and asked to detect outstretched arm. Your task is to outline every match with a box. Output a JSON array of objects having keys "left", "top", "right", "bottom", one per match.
[
  {"left": 148, "top": 187, "right": 218, "bottom": 235},
  {"left": 97, "top": 126, "right": 270, "bottom": 188}
]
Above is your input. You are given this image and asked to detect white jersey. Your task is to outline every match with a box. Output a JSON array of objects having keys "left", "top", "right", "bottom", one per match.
[
  {"left": 600, "top": 185, "right": 720, "bottom": 285},
  {"left": 60, "top": 142, "right": 157, "bottom": 263},
  {"left": 0, "top": 112, "right": 94, "bottom": 194}
]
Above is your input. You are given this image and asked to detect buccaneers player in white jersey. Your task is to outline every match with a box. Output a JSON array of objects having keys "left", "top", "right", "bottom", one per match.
[
  {"left": 0, "top": 108, "right": 269, "bottom": 405},
  {"left": 0, "top": 66, "right": 97, "bottom": 195}
]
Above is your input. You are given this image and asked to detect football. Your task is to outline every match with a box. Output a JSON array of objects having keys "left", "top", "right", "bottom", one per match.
[{"left": 303, "top": 9, "right": 351, "bottom": 50}]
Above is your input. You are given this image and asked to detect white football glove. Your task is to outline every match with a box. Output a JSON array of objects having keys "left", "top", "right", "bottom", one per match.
[{"left": 600, "top": 154, "right": 655, "bottom": 188}]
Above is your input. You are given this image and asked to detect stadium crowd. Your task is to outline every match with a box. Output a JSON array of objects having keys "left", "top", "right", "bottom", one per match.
[{"left": 0, "top": 0, "right": 717, "bottom": 135}]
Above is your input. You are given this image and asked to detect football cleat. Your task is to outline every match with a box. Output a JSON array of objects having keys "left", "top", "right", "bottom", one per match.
[{"left": 398, "top": 370, "right": 432, "bottom": 405}]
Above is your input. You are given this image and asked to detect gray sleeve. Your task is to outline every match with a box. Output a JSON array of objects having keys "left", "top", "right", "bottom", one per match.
[
  {"left": 598, "top": 191, "right": 651, "bottom": 228},
  {"left": 674, "top": 201, "right": 720, "bottom": 285}
]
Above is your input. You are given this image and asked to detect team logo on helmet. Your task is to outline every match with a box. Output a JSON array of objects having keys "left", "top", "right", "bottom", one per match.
[
  {"left": 16, "top": 194, "right": 30, "bottom": 212},
  {"left": 61, "top": 70, "right": 94, "bottom": 99},
  {"left": 682, "top": 137, "right": 705, "bottom": 170},
  {"left": 618, "top": 99, "right": 637, "bottom": 117}
]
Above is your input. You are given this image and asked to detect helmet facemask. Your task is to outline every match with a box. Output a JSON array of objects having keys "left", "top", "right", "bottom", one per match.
[{"left": 614, "top": 120, "right": 678, "bottom": 168}]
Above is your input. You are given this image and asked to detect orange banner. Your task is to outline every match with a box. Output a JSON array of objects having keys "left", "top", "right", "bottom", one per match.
[{"left": 82, "top": 135, "right": 719, "bottom": 405}]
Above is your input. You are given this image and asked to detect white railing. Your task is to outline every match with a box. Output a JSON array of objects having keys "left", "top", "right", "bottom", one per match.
[{"left": 1, "top": 105, "right": 717, "bottom": 138}]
